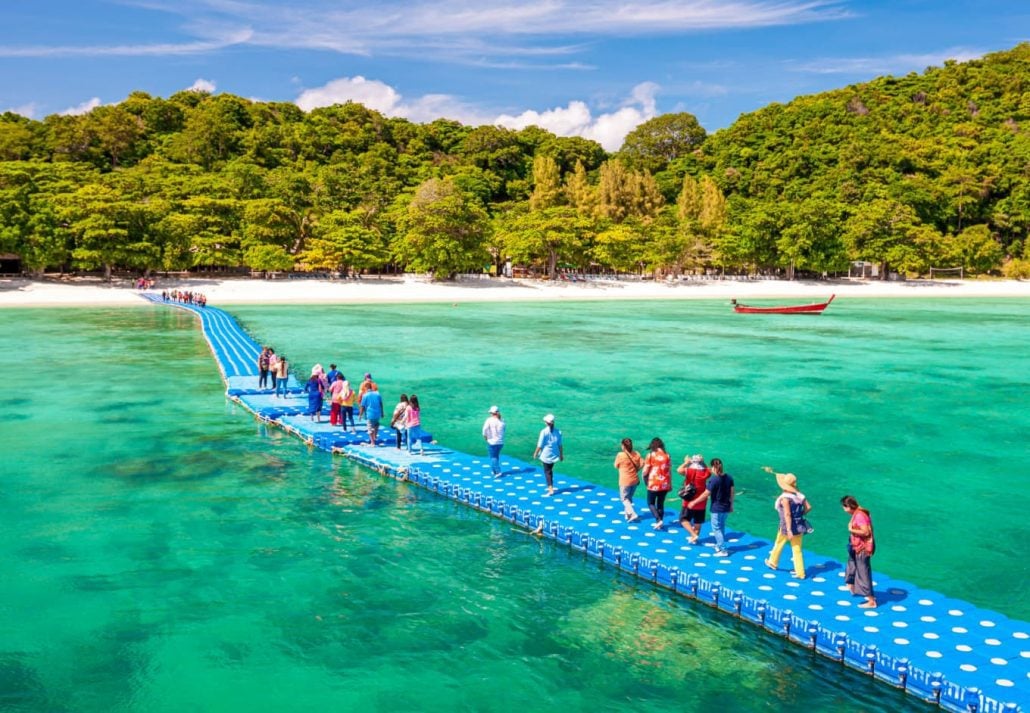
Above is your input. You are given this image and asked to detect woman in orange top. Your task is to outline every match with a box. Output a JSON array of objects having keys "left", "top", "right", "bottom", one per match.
[
  {"left": 642, "top": 437, "right": 672, "bottom": 530},
  {"left": 613, "top": 438, "right": 644, "bottom": 522}
]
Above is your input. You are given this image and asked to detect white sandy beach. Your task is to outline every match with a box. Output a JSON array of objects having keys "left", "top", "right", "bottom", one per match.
[{"left": 1, "top": 274, "right": 1028, "bottom": 308}]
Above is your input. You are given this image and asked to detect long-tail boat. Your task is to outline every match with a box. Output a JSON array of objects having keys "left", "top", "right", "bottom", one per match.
[{"left": 731, "top": 294, "right": 835, "bottom": 314}]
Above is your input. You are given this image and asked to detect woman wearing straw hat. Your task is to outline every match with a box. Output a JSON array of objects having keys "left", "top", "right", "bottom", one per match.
[{"left": 762, "top": 466, "right": 812, "bottom": 579}]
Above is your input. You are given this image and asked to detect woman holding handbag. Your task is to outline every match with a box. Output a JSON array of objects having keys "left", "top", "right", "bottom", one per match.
[
  {"left": 390, "top": 394, "right": 409, "bottom": 449},
  {"left": 841, "top": 495, "right": 877, "bottom": 608},
  {"left": 677, "top": 454, "right": 710, "bottom": 544},
  {"left": 763, "top": 466, "right": 812, "bottom": 579}
]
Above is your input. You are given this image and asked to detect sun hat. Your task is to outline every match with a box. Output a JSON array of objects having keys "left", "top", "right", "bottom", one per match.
[
  {"left": 776, "top": 472, "right": 799, "bottom": 493},
  {"left": 542, "top": 413, "right": 555, "bottom": 424},
  {"left": 489, "top": 405, "right": 499, "bottom": 414}
]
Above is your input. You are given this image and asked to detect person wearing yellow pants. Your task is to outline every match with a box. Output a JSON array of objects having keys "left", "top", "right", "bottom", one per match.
[{"left": 763, "top": 467, "right": 812, "bottom": 579}]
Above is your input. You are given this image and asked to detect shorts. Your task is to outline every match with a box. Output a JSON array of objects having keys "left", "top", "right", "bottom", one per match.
[
  {"left": 680, "top": 507, "right": 706, "bottom": 524},
  {"left": 367, "top": 418, "right": 380, "bottom": 430}
]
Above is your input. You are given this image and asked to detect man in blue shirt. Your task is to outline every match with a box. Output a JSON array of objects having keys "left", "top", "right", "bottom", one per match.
[
  {"left": 533, "top": 413, "right": 563, "bottom": 496},
  {"left": 359, "top": 385, "right": 384, "bottom": 446},
  {"left": 325, "top": 363, "right": 340, "bottom": 386}
]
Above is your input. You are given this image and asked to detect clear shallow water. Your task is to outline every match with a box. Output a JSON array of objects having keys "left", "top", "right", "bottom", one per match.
[{"left": 2, "top": 300, "right": 1027, "bottom": 711}]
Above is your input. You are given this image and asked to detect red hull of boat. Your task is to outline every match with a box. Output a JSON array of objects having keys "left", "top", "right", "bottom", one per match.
[{"left": 732, "top": 294, "right": 835, "bottom": 314}]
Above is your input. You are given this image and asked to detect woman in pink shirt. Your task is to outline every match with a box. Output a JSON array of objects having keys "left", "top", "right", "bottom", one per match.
[
  {"left": 328, "top": 373, "right": 346, "bottom": 426},
  {"left": 841, "top": 495, "right": 877, "bottom": 608},
  {"left": 405, "top": 394, "right": 425, "bottom": 455}
]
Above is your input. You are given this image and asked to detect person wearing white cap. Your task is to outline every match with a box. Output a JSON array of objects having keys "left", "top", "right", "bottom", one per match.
[
  {"left": 482, "top": 406, "right": 506, "bottom": 476},
  {"left": 533, "top": 414, "right": 563, "bottom": 496}
]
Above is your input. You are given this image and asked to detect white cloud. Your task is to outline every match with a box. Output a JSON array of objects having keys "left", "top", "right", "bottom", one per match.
[
  {"left": 295, "top": 76, "right": 492, "bottom": 124},
  {"left": 296, "top": 75, "right": 661, "bottom": 151},
  {"left": 789, "top": 47, "right": 985, "bottom": 75},
  {"left": 4, "top": 102, "right": 38, "bottom": 119},
  {"left": 186, "top": 77, "right": 216, "bottom": 92},
  {"left": 60, "top": 97, "right": 102, "bottom": 116},
  {"left": 0, "top": 28, "right": 252, "bottom": 58},
  {"left": 13, "top": 1, "right": 847, "bottom": 63},
  {"left": 296, "top": 76, "right": 401, "bottom": 114},
  {"left": 496, "top": 81, "right": 660, "bottom": 150},
  {"left": 208, "top": 0, "right": 849, "bottom": 39}
]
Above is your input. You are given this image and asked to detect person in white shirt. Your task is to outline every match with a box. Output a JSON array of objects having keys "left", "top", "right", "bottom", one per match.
[{"left": 482, "top": 406, "right": 506, "bottom": 476}]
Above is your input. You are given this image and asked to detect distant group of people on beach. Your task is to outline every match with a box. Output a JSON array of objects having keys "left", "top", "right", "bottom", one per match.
[
  {"left": 135, "top": 277, "right": 156, "bottom": 290},
  {"left": 161, "top": 289, "right": 207, "bottom": 307}
]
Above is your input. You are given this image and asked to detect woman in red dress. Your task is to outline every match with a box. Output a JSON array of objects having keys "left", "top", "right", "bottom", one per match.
[{"left": 642, "top": 438, "right": 672, "bottom": 530}]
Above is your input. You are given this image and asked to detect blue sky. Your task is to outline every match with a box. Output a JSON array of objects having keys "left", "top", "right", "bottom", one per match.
[{"left": 1, "top": 1, "right": 1027, "bottom": 149}]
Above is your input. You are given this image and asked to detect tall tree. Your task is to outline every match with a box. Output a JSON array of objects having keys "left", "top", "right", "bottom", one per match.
[
  {"left": 843, "top": 198, "right": 920, "bottom": 278},
  {"left": 948, "top": 224, "right": 1003, "bottom": 274},
  {"left": 564, "top": 161, "right": 597, "bottom": 216},
  {"left": 596, "top": 160, "right": 663, "bottom": 223},
  {"left": 394, "top": 178, "right": 491, "bottom": 279},
  {"left": 495, "top": 206, "right": 595, "bottom": 279},
  {"left": 300, "top": 209, "right": 389, "bottom": 273},
  {"left": 529, "top": 155, "right": 562, "bottom": 211},
  {"left": 618, "top": 113, "right": 707, "bottom": 173},
  {"left": 776, "top": 198, "right": 848, "bottom": 277}
]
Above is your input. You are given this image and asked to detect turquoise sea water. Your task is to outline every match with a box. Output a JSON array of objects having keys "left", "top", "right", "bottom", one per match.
[{"left": 2, "top": 299, "right": 1027, "bottom": 711}]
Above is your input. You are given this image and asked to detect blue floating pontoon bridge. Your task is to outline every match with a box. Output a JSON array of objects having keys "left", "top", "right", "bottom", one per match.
[{"left": 145, "top": 295, "right": 1028, "bottom": 713}]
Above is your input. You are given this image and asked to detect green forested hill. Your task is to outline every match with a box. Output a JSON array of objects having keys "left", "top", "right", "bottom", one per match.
[
  {"left": 687, "top": 43, "right": 1030, "bottom": 276},
  {"left": 1, "top": 43, "right": 1028, "bottom": 279}
]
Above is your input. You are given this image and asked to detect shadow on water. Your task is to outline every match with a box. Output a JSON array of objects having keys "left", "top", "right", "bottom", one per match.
[
  {"left": 0, "top": 655, "right": 53, "bottom": 712},
  {"left": 102, "top": 447, "right": 245, "bottom": 483}
]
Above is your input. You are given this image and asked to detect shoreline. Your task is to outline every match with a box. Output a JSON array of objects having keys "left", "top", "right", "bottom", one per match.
[{"left": 1, "top": 275, "right": 1029, "bottom": 308}]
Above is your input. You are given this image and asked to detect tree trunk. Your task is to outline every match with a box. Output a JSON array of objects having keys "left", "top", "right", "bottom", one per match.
[
  {"left": 104, "top": 263, "right": 112, "bottom": 282},
  {"left": 547, "top": 248, "right": 557, "bottom": 280}
]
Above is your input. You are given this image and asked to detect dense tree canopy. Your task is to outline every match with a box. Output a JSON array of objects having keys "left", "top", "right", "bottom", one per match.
[{"left": 2, "top": 43, "right": 1028, "bottom": 279}]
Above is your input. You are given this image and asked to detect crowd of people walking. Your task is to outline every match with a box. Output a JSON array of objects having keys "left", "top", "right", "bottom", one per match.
[
  {"left": 255, "top": 348, "right": 429, "bottom": 453},
  {"left": 251, "top": 347, "right": 880, "bottom": 607},
  {"left": 161, "top": 289, "right": 207, "bottom": 306},
  {"left": 601, "top": 426, "right": 876, "bottom": 604}
]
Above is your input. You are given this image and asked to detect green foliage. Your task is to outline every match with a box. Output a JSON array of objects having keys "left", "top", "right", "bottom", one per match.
[
  {"left": 2, "top": 44, "right": 1028, "bottom": 277},
  {"left": 950, "top": 224, "right": 1003, "bottom": 274},
  {"left": 530, "top": 155, "right": 562, "bottom": 211},
  {"left": 495, "top": 206, "right": 596, "bottom": 279},
  {"left": 243, "top": 244, "right": 294, "bottom": 273},
  {"left": 700, "top": 43, "right": 1030, "bottom": 273},
  {"left": 596, "top": 160, "right": 663, "bottom": 223},
  {"left": 618, "top": 112, "right": 707, "bottom": 173},
  {"left": 394, "top": 178, "right": 491, "bottom": 279},
  {"left": 1002, "top": 258, "right": 1030, "bottom": 279},
  {"left": 301, "top": 209, "right": 389, "bottom": 272}
]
